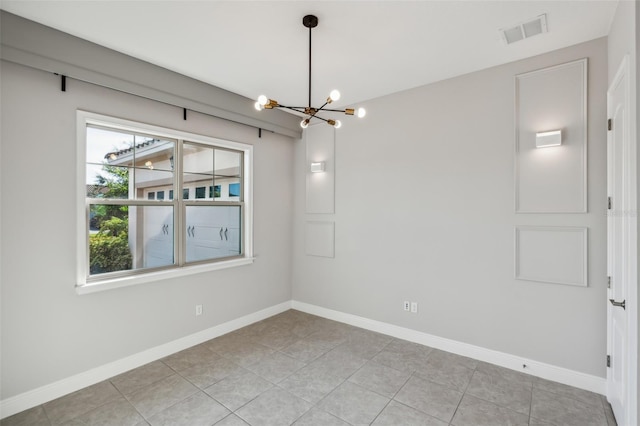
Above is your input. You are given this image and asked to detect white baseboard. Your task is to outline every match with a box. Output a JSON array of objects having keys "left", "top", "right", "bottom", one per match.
[
  {"left": 0, "top": 301, "right": 292, "bottom": 419},
  {"left": 291, "top": 300, "right": 606, "bottom": 395}
]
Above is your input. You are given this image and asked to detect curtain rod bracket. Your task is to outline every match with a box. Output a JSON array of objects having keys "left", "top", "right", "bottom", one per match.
[
  {"left": 61, "top": 74, "right": 66, "bottom": 92},
  {"left": 183, "top": 108, "right": 187, "bottom": 120}
]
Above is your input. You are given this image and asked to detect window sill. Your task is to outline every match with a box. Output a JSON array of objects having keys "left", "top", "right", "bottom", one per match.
[{"left": 76, "top": 257, "right": 255, "bottom": 295}]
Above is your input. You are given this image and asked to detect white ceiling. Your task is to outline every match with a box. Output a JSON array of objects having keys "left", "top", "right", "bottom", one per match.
[{"left": 0, "top": 1, "right": 618, "bottom": 110}]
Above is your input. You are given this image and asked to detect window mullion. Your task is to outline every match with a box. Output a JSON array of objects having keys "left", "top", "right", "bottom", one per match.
[
  {"left": 176, "top": 139, "right": 184, "bottom": 267},
  {"left": 85, "top": 200, "right": 91, "bottom": 280}
]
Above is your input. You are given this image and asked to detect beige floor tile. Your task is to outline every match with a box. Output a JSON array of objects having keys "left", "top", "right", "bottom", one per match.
[
  {"left": 5, "top": 311, "right": 615, "bottom": 426},
  {"left": 43, "top": 381, "right": 121, "bottom": 425},
  {"left": 450, "top": 394, "right": 528, "bottom": 426}
]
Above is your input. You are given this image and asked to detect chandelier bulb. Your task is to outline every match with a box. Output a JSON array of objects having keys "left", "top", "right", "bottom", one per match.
[
  {"left": 334, "top": 120, "right": 342, "bottom": 129},
  {"left": 357, "top": 107, "right": 366, "bottom": 118},
  {"left": 257, "top": 95, "right": 268, "bottom": 106},
  {"left": 300, "top": 119, "right": 310, "bottom": 129},
  {"left": 329, "top": 90, "right": 341, "bottom": 102},
  {"left": 254, "top": 101, "right": 264, "bottom": 111}
]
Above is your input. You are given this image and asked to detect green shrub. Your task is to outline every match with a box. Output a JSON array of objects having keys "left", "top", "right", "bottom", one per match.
[
  {"left": 98, "top": 216, "right": 128, "bottom": 237},
  {"left": 89, "top": 217, "right": 132, "bottom": 274}
]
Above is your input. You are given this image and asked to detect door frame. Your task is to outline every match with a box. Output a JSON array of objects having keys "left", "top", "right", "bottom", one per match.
[{"left": 607, "top": 53, "right": 638, "bottom": 426}]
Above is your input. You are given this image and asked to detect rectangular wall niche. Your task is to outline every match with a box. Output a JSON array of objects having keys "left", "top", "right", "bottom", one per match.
[
  {"left": 515, "top": 58, "right": 587, "bottom": 213},
  {"left": 305, "top": 221, "right": 335, "bottom": 258},
  {"left": 515, "top": 226, "right": 588, "bottom": 286},
  {"left": 306, "top": 124, "right": 335, "bottom": 214}
]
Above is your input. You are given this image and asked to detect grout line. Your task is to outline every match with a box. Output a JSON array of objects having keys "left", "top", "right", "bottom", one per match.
[
  {"left": 447, "top": 359, "right": 477, "bottom": 424},
  {"left": 368, "top": 367, "right": 414, "bottom": 425},
  {"left": 40, "top": 404, "right": 53, "bottom": 426},
  {"left": 107, "top": 378, "right": 149, "bottom": 424},
  {"left": 528, "top": 376, "right": 535, "bottom": 425}
]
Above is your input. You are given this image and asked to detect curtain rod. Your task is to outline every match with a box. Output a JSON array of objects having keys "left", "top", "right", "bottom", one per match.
[{"left": 55, "top": 73, "right": 275, "bottom": 139}]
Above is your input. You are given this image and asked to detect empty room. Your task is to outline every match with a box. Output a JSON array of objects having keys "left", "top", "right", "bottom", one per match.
[{"left": 0, "top": 1, "right": 638, "bottom": 425}]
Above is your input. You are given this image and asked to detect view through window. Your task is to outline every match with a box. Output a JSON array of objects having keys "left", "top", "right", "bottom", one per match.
[{"left": 84, "top": 121, "right": 246, "bottom": 281}]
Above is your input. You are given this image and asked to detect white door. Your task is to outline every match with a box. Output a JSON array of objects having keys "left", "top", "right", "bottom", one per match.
[{"left": 607, "top": 54, "right": 634, "bottom": 426}]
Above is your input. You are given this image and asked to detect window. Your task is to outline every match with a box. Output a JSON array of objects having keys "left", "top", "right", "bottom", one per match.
[
  {"left": 78, "top": 111, "right": 253, "bottom": 291},
  {"left": 229, "top": 183, "right": 240, "bottom": 197}
]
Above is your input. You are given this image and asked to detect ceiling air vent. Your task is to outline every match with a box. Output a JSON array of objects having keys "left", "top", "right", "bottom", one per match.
[{"left": 500, "top": 14, "right": 548, "bottom": 44}]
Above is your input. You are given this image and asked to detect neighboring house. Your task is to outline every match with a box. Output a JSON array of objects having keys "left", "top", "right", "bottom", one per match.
[{"left": 96, "top": 136, "right": 243, "bottom": 268}]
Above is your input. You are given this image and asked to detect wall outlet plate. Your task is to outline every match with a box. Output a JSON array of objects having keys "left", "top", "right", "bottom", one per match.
[
  {"left": 411, "top": 302, "right": 418, "bottom": 313},
  {"left": 403, "top": 301, "right": 410, "bottom": 311},
  {"left": 195, "top": 305, "right": 203, "bottom": 316}
]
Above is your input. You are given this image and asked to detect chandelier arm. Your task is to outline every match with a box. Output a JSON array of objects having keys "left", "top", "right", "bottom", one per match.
[
  {"left": 314, "top": 101, "right": 331, "bottom": 114},
  {"left": 321, "top": 108, "right": 348, "bottom": 112},
  {"left": 278, "top": 106, "right": 308, "bottom": 114},
  {"left": 276, "top": 105, "right": 308, "bottom": 110}
]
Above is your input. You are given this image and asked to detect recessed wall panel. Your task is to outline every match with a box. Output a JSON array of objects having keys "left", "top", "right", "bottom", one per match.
[
  {"left": 515, "top": 59, "right": 587, "bottom": 213},
  {"left": 515, "top": 226, "right": 588, "bottom": 286},
  {"left": 305, "top": 221, "right": 335, "bottom": 258},
  {"left": 306, "top": 124, "right": 335, "bottom": 214}
]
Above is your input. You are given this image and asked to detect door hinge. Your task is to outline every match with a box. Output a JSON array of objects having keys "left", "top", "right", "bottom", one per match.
[
  {"left": 608, "top": 118, "right": 612, "bottom": 131},
  {"left": 608, "top": 197, "right": 612, "bottom": 210},
  {"left": 607, "top": 276, "right": 611, "bottom": 288},
  {"left": 607, "top": 355, "right": 611, "bottom": 368}
]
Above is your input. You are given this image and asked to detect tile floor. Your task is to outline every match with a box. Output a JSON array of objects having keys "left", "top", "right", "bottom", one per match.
[{"left": 2, "top": 310, "right": 618, "bottom": 426}]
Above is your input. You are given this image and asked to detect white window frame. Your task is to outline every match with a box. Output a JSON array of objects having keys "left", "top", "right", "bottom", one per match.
[{"left": 76, "top": 111, "right": 254, "bottom": 294}]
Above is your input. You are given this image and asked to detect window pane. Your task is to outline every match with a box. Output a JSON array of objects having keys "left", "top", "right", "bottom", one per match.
[
  {"left": 229, "top": 183, "right": 240, "bottom": 197},
  {"left": 86, "top": 164, "right": 131, "bottom": 199},
  {"left": 185, "top": 205, "right": 241, "bottom": 263},
  {"left": 195, "top": 186, "right": 206, "bottom": 199},
  {"left": 184, "top": 174, "right": 213, "bottom": 199},
  {"left": 183, "top": 143, "right": 214, "bottom": 174},
  {"left": 183, "top": 188, "right": 190, "bottom": 200},
  {"left": 183, "top": 143, "right": 214, "bottom": 201},
  {"left": 133, "top": 139, "right": 175, "bottom": 200},
  {"left": 157, "top": 191, "right": 165, "bottom": 200},
  {"left": 86, "top": 127, "right": 135, "bottom": 199},
  {"left": 89, "top": 204, "right": 174, "bottom": 275},
  {"left": 214, "top": 149, "right": 242, "bottom": 201},
  {"left": 147, "top": 192, "right": 155, "bottom": 200},
  {"left": 87, "top": 127, "right": 175, "bottom": 200}
]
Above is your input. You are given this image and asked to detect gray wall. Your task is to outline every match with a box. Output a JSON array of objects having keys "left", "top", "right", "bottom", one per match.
[
  {"left": 292, "top": 38, "right": 608, "bottom": 377},
  {"left": 0, "top": 60, "right": 295, "bottom": 399}
]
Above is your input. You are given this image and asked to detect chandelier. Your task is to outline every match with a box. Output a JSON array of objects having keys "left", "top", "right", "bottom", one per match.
[{"left": 254, "top": 15, "right": 366, "bottom": 129}]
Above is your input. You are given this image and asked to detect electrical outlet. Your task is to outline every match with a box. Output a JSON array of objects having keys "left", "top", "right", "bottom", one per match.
[
  {"left": 195, "top": 304, "right": 203, "bottom": 316},
  {"left": 411, "top": 302, "right": 418, "bottom": 313},
  {"left": 403, "top": 301, "right": 410, "bottom": 311}
]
